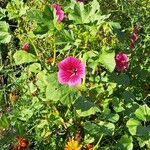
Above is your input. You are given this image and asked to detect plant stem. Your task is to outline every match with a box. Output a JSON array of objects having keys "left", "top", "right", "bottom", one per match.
[
  {"left": 29, "top": 38, "right": 48, "bottom": 71},
  {"left": 29, "top": 38, "right": 41, "bottom": 61},
  {"left": 52, "top": 33, "right": 56, "bottom": 65},
  {"left": 94, "top": 134, "right": 103, "bottom": 149},
  {"left": 53, "top": 106, "right": 67, "bottom": 129}
]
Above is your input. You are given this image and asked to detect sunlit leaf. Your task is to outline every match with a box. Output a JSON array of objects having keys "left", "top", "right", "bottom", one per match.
[
  {"left": 0, "top": 21, "right": 11, "bottom": 43},
  {"left": 75, "top": 97, "right": 100, "bottom": 117},
  {"left": 99, "top": 49, "right": 116, "bottom": 72},
  {"left": 126, "top": 118, "right": 141, "bottom": 135},
  {"left": 13, "top": 50, "right": 37, "bottom": 65},
  {"left": 116, "top": 134, "right": 133, "bottom": 150},
  {"left": 84, "top": 121, "right": 115, "bottom": 136}
]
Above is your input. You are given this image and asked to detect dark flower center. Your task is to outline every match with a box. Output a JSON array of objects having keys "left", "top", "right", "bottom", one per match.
[
  {"left": 73, "top": 68, "right": 78, "bottom": 75},
  {"left": 68, "top": 67, "right": 78, "bottom": 76}
]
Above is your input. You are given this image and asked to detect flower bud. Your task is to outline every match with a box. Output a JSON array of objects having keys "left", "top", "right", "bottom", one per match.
[
  {"left": 52, "top": 4, "right": 64, "bottom": 22},
  {"left": 22, "top": 43, "right": 30, "bottom": 52}
]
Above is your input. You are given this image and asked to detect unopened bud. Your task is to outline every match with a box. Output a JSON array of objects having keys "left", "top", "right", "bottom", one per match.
[{"left": 22, "top": 43, "right": 30, "bottom": 52}]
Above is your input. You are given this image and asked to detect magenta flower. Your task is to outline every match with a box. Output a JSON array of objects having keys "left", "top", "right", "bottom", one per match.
[
  {"left": 22, "top": 43, "right": 30, "bottom": 52},
  {"left": 115, "top": 52, "right": 129, "bottom": 72},
  {"left": 129, "top": 25, "right": 139, "bottom": 49},
  {"left": 52, "top": 4, "right": 64, "bottom": 22},
  {"left": 58, "top": 56, "right": 86, "bottom": 86}
]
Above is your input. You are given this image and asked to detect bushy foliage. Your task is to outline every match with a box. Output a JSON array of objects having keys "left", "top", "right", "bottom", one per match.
[{"left": 0, "top": 0, "right": 149, "bottom": 149}]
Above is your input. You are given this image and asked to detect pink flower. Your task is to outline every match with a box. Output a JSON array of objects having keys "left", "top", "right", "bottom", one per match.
[
  {"left": 115, "top": 52, "right": 129, "bottom": 72},
  {"left": 22, "top": 43, "right": 30, "bottom": 52},
  {"left": 133, "top": 25, "right": 138, "bottom": 34},
  {"left": 52, "top": 4, "right": 64, "bottom": 22},
  {"left": 129, "top": 25, "right": 139, "bottom": 49},
  {"left": 131, "top": 33, "right": 138, "bottom": 42},
  {"left": 129, "top": 42, "right": 134, "bottom": 49},
  {"left": 58, "top": 56, "right": 86, "bottom": 86}
]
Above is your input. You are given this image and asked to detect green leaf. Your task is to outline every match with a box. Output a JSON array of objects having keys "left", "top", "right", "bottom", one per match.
[
  {"left": 68, "top": 0, "right": 109, "bottom": 24},
  {"left": 88, "top": 0, "right": 100, "bottom": 23},
  {"left": 88, "top": 0, "right": 110, "bottom": 24},
  {"left": 89, "top": 0, "right": 100, "bottom": 18},
  {"left": 13, "top": 50, "right": 37, "bottom": 65},
  {"left": 109, "top": 73, "right": 130, "bottom": 85},
  {"left": 109, "top": 22, "right": 121, "bottom": 29},
  {"left": 75, "top": 97, "right": 100, "bottom": 117},
  {"left": 68, "top": 2, "right": 89, "bottom": 24},
  {"left": 29, "top": 82, "right": 37, "bottom": 94},
  {"left": 122, "top": 91, "right": 135, "bottom": 103},
  {"left": 27, "top": 10, "right": 43, "bottom": 23},
  {"left": 97, "top": 14, "right": 110, "bottom": 25},
  {"left": 36, "top": 70, "right": 47, "bottom": 93},
  {"left": 99, "top": 49, "right": 116, "bottom": 72},
  {"left": 136, "top": 126, "right": 150, "bottom": 138},
  {"left": 138, "top": 137, "right": 150, "bottom": 148},
  {"left": 28, "top": 63, "right": 41, "bottom": 73},
  {"left": 33, "top": 24, "right": 49, "bottom": 35},
  {"left": 116, "top": 74, "right": 130, "bottom": 85},
  {"left": 0, "top": 115, "right": 9, "bottom": 129},
  {"left": 36, "top": 119, "right": 49, "bottom": 129},
  {"left": 27, "top": 6, "right": 54, "bottom": 34},
  {"left": 42, "top": 5, "right": 54, "bottom": 30},
  {"left": 106, "top": 113, "right": 119, "bottom": 123},
  {"left": 6, "top": 0, "right": 28, "bottom": 19},
  {"left": 84, "top": 122, "right": 102, "bottom": 136},
  {"left": 57, "top": 30, "right": 75, "bottom": 44},
  {"left": 46, "top": 74, "right": 61, "bottom": 102},
  {"left": 43, "top": 5, "right": 54, "bottom": 21},
  {"left": 46, "top": 73, "right": 75, "bottom": 105},
  {"left": 116, "top": 134, "right": 133, "bottom": 150},
  {"left": 84, "top": 121, "right": 115, "bottom": 136},
  {"left": 135, "top": 104, "right": 150, "bottom": 121},
  {"left": 126, "top": 118, "right": 141, "bottom": 135},
  {"left": 98, "top": 121, "right": 115, "bottom": 135},
  {"left": 112, "top": 97, "right": 125, "bottom": 113},
  {"left": 0, "top": 8, "right": 6, "bottom": 20},
  {"left": 124, "top": 102, "right": 139, "bottom": 117},
  {"left": 19, "top": 108, "right": 33, "bottom": 121},
  {"left": 0, "top": 21, "right": 11, "bottom": 43},
  {"left": 31, "top": 97, "right": 43, "bottom": 111}
]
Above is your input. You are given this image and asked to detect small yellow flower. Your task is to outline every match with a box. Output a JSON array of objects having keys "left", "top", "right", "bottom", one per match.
[
  {"left": 65, "top": 138, "right": 82, "bottom": 150},
  {"left": 9, "top": 93, "right": 17, "bottom": 104}
]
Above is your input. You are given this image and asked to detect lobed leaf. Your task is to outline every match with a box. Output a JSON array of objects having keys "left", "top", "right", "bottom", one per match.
[{"left": 13, "top": 50, "right": 37, "bottom": 65}]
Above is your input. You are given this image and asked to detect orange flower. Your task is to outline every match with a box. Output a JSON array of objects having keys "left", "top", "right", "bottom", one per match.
[
  {"left": 17, "top": 137, "right": 29, "bottom": 148},
  {"left": 65, "top": 138, "right": 82, "bottom": 150},
  {"left": 47, "top": 57, "right": 54, "bottom": 64},
  {"left": 10, "top": 146, "right": 21, "bottom": 150}
]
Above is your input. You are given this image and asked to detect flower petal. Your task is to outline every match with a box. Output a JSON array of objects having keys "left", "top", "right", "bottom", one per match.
[
  {"left": 58, "top": 70, "right": 71, "bottom": 84},
  {"left": 68, "top": 76, "right": 82, "bottom": 87}
]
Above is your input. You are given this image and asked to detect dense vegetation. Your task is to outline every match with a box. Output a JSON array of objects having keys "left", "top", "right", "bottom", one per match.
[{"left": 0, "top": 0, "right": 150, "bottom": 149}]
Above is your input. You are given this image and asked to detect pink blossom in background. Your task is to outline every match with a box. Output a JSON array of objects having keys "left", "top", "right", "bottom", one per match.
[
  {"left": 131, "top": 33, "right": 138, "bottom": 42},
  {"left": 22, "top": 43, "right": 30, "bottom": 52},
  {"left": 133, "top": 25, "right": 138, "bottom": 34},
  {"left": 129, "top": 42, "right": 134, "bottom": 49},
  {"left": 58, "top": 56, "right": 86, "bottom": 86},
  {"left": 129, "top": 25, "right": 139, "bottom": 49},
  {"left": 115, "top": 52, "right": 129, "bottom": 72},
  {"left": 52, "top": 4, "right": 64, "bottom": 22}
]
